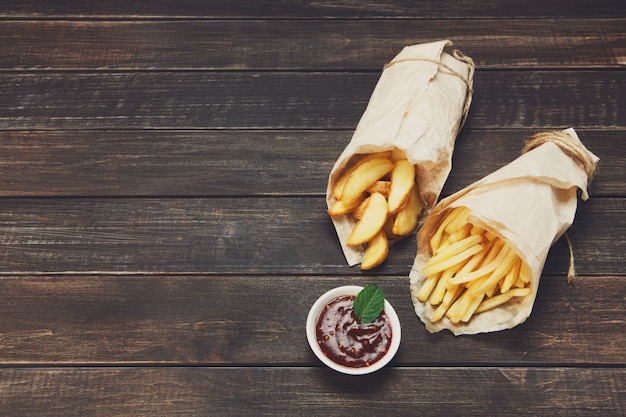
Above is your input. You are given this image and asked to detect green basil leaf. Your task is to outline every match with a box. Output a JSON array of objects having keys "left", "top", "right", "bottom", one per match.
[{"left": 353, "top": 284, "right": 385, "bottom": 324}]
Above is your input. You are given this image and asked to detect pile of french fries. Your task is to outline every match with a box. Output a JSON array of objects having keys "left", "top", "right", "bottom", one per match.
[
  {"left": 327, "top": 150, "right": 423, "bottom": 270},
  {"left": 416, "top": 206, "right": 532, "bottom": 324}
]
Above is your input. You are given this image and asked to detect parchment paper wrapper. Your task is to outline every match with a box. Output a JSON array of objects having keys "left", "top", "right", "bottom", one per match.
[
  {"left": 326, "top": 40, "right": 474, "bottom": 267},
  {"left": 409, "top": 128, "right": 599, "bottom": 335}
]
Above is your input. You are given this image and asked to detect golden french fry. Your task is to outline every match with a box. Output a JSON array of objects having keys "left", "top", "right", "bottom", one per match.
[
  {"left": 513, "top": 276, "right": 526, "bottom": 288},
  {"left": 470, "top": 224, "right": 484, "bottom": 235},
  {"left": 392, "top": 184, "right": 423, "bottom": 236},
  {"left": 418, "top": 205, "right": 532, "bottom": 325},
  {"left": 360, "top": 229, "right": 389, "bottom": 270},
  {"left": 431, "top": 285, "right": 463, "bottom": 322},
  {"left": 417, "top": 273, "right": 440, "bottom": 302},
  {"left": 422, "top": 243, "right": 484, "bottom": 277},
  {"left": 423, "top": 234, "right": 484, "bottom": 275},
  {"left": 500, "top": 258, "right": 521, "bottom": 293},
  {"left": 485, "top": 230, "right": 498, "bottom": 241},
  {"left": 444, "top": 206, "right": 471, "bottom": 234},
  {"left": 347, "top": 192, "right": 388, "bottom": 246},
  {"left": 388, "top": 159, "right": 416, "bottom": 214},
  {"left": 429, "top": 206, "right": 469, "bottom": 254},
  {"left": 447, "top": 239, "right": 505, "bottom": 285},
  {"left": 467, "top": 244, "right": 519, "bottom": 297},
  {"left": 475, "top": 287, "right": 531, "bottom": 314},
  {"left": 445, "top": 290, "right": 475, "bottom": 324},
  {"left": 519, "top": 262, "right": 532, "bottom": 283},
  {"left": 429, "top": 262, "right": 463, "bottom": 306},
  {"left": 341, "top": 158, "right": 394, "bottom": 204},
  {"left": 460, "top": 294, "right": 485, "bottom": 323},
  {"left": 332, "top": 151, "right": 392, "bottom": 200},
  {"left": 448, "top": 222, "right": 472, "bottom": 243},
  {"left": 448, "top": 239, "right": 492, "bottom": 288}
]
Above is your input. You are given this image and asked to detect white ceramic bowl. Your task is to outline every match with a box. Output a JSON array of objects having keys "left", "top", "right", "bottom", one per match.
[{"left": 306, "top": 285, "right": 401, "bottom": 375}]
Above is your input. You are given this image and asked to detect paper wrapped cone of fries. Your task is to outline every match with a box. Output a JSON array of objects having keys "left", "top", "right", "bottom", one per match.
[
  {"left": 326, "top": 40, "right": 474, "bottom": 270},
  {"left": 409, "top": 128, "right": 599, "bottom": 335}
]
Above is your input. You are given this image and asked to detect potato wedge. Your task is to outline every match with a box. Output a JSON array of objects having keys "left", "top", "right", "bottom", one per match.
[
  {"left": 342, "top": 158, "right": 394, "bottom": 204},
  {"left": 387, "top": 159, "right": 416, "bottom": 214},
  {"left": 327, "top": 194, "right": 365, "bottom": 217},
  {"left": 392, "top": 184, "right": 423, "bottom": 236},
  {"left": 360, "top": 230, "right": 388, "bottom": 270},
  {"left": 347, "top": 192, "right": 388, "bottom": 246},
  {"left": 352, "top": 197, "right": 370, "bottom": 220},
  {"left": 332, "top": 151, "right": 392, "bottom": 200},
  {"left": 366, "top": 180, "right": 391, "bottom": 197}
]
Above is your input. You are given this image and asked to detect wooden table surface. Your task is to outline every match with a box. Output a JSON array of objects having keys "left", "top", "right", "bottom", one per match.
[{"left": 0, "top": 1, "right": 624, "bottom": 416}]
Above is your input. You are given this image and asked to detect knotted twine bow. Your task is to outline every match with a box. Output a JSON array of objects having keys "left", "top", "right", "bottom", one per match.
[{"left": 522, "top": 130, "right": 599, "bottom": 283}]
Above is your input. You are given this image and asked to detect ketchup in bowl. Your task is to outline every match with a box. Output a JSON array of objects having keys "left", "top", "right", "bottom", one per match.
[
  {"left": 315, "top": 295, "right": 392, "bottom": 368},
  {"left": 306, "top": 285, "right": 401, "bottom": 375}
]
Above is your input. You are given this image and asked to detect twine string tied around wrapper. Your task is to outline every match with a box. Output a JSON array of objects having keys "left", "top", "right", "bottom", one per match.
[
  {"left": 383, "top": 49, "right": 475, "bottom": 131},
  {"left": 522, "top": 130, "right": 599, "bottom": 284}
]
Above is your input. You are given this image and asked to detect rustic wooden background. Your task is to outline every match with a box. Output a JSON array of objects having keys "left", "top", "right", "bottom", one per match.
[{"left": 0, "top": 1, "right": 624, "bottom": 415}]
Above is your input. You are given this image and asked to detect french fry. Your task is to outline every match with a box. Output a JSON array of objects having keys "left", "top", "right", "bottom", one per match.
[
  {"left": 475, "top": 288, "right": 531, "bottom": 314},
  {"left": 444, "top": 206, "right": 471, "bottom": 235},
  {"left": 467, "top": 245, "right": 518, "bottom": 297},
  {"left": 347, "top": 192, "right": 388, "bottom": 246},
  {"left": 447, "top": 239, "right": 504, "bottom": 285},
  {"left": 429, "top": 206, "right": 469, "bottom": 254},
  {"left": 422, "top": 235, "right": 484, "bottom": 277},
  {"left": 460, "top": 294, "right": 485, "bottom": 323},
  {"left": 427, "top": 234, "right": 483, "bottom": 267},
  {"left": 429, "top": 262, "right": 463, "bottom": 306},
  {"left": 417, "top": 273, "right": 440, "bottom": 302},
  {"left": 417, "top": 205, "right": 532, "bottom": 325},
  {"left": 431, "top": 285, "right": 463, "bottom": 322},
  {"left": 500, "top": 258, "right": 521, "bottom": 293}
]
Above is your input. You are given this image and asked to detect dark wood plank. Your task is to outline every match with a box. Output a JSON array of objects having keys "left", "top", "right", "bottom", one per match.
[
  {"left": 1, "top": 0, "right": 625, "bottom": 19},
  {"left": 0, "top": 129, "right": 619, "bottom": 197},
  {"left": 0, "top": 275, "right": 623, "bottom": 365},
  {"left": 0, "top": 71, "right": 623, "bottom": 130},
  {"left": 0, "top": 197, "right": 621, "bottom": 275},
  {"left": 1, "top": 19, "right": 624, "bottom": 70},
  {"left": 0, "top": 367, "right": 623, "bottom": 416}
]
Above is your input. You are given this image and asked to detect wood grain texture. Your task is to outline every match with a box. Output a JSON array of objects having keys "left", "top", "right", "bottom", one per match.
[
  {"left": 0, "top": 71, "right": 623, "bottom": 130},
  {"left": 0, "top": 3, "right": 623, "bottom": 416},
  {"left": 0, "top": 367, "right": 623, "bottom": 416},
  {"left": 0, "top": 129, "right": 619, "bottom": 197},
  {"left": 1, "top": 0, "right": 625, "bottom": 18},
  {"left": 1, "top": 19, "right": 624, "bottom": 70},
  {"left": 0, "top": 275, "right": 623, "bottom": 365},
  {"left": 0, "top": 197, "right": 621, "bottom": 275}
]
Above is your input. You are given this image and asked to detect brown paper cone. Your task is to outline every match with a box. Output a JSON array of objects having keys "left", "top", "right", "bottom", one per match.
[
  {"left": 410, "top": 128, "right": 599, "bottom": 335},
  {"left": 327, "top": 40, "right": 474, "bottom": 267}
]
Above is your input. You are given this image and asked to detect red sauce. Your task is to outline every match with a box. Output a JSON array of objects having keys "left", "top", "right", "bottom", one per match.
[{"left": 315, "top": 295, "right": 392, "bottom": 368}]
